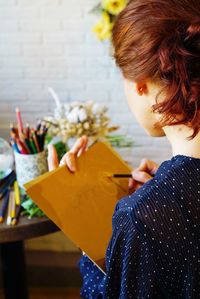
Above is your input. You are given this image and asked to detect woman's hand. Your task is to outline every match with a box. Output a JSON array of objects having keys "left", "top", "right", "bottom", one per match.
[
  {"left": 59, "top": 136, "right": 88, "bottom": 172},
  {"left": 47, "top": 136, "right": 88, "bottom": 172},
  {"left": 129, "top": 158, "right": 158, "bottom": 191},
  {"left": 47, "top": 143, "right": 59, "bottom": 171}
]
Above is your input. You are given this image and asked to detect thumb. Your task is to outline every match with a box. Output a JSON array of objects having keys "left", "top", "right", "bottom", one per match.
[{"left": 47, "top": 144, "right": 59, "bottom": 171}]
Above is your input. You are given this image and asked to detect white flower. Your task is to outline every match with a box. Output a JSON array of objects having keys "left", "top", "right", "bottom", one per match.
[
  {"left": 67, "top": 107, "right": 79, "bottom": 123},
  {"left": 64, "top": 104, "right": 70, "bottom": 114},
  {"left": 54, "top": 105, "right": 65, "bottom": 119},
  {"left": 92, "top": 103, "right": 107, "bottom": 115},
  {"left": 78, "top": 108, "right": 88, "bottom": 122}
]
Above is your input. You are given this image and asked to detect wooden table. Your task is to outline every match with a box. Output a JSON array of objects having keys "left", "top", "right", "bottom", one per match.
[{"left": 0, "top": 216, "right": 59, "bottom": 299}]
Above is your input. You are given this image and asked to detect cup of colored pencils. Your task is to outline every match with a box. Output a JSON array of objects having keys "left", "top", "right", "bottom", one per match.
[{"left": 11, "top": 108, "right": 48, "bottom": 188}]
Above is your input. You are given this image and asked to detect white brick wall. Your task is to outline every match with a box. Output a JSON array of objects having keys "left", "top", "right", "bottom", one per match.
[{"left": 0, "top": 0, "right": 172, "bottom": 166}]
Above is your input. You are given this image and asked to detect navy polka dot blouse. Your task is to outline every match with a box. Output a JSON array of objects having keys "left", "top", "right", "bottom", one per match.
[{"left": 78, "top": 155, "right": 200, "bottom": 298}]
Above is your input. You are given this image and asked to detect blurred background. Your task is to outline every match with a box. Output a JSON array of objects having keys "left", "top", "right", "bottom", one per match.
[{"left": 0, "top": 0, "right": 171, "bottom": 298}]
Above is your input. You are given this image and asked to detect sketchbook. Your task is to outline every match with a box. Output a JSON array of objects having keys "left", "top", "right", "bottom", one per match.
[{"left": 24, "top": 141, "right": 132, "bottom": 273}]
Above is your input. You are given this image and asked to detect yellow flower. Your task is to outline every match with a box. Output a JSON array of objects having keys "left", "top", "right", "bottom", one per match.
[
  {"left": 92, "top": 12, "right": 114, "bottom": 41},
  {"left": 102, "top": 0, "right": 126, "bottom": 16}
]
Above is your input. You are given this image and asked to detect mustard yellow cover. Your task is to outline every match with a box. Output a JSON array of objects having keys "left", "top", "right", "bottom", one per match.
[{"left": 24, "top": 142, "right": 132, "bottom": 273}]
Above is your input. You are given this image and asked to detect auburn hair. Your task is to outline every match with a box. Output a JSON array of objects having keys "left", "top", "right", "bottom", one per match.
[{"left": 112, "top": 0, "right": 200, "bottom": 138}]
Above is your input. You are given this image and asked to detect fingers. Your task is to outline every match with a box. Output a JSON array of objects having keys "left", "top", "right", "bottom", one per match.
[
  {"left": 47, "top": 144, "right": 59, "bottom": 171},
  {"left": 131, "top": 169, "right": 152, "bottom": 184},
  {"left": 128, "top": 159, "right": 159, "bottom": 191},
  {"left": 60, "top": 152, "right": 77, "bottom": 172},
  {"left": 59, "top": 136, "right": 89, "bottom": 172},
  {"left": 128, "top": 178, "right": 142, "bottom": 192},
  {"left": 138, "top": 158, "right": 158, "bottom": 176},
  {"left": 70, "top": 136, "right": 88, "bottom": 156},
  {"left": 77, "top": 136, "right": 88, "bottom": 157}
]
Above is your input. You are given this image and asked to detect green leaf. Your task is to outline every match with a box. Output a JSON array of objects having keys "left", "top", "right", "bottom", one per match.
[{"left": 105, "top": 134, "right": 134, "bottom": 148}]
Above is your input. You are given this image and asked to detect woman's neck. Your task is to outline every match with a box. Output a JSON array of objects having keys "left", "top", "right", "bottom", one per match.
[{"left": 163, "top": 125, "right": 200, "bottom": 158}]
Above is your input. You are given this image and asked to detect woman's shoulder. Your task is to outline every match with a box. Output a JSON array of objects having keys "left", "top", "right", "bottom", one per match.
[
  {"left": 117, "top": 154, "right": 200, "bottom": 213},
  {"left": 114, "top": 154, "right": 200, "bottom": 228},
  {"left": 115, "top": 176, "right": 163, "bottom": 215},
  {"left": 115, "top": 173, "right": 180, "bottom": 225}
]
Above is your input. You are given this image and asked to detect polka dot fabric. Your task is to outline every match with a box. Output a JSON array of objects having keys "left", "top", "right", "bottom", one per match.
[{"left": 78, "top": 155, "right": 200, "bottom": 298}]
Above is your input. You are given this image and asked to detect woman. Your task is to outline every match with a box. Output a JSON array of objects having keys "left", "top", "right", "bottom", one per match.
[{"left": 48, "top": 0, "right": 200, "bottom": 297}]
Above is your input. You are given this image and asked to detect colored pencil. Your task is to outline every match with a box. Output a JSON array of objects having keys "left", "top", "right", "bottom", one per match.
[
  {"left": 24, "top": 138, "right": 33, "bottom": 154},
  {"left": 0, "top": 171, "right": 16, "bottom": 198},
  {"left": 10, "top": 139, "right": 20, "bottom": 153},
  {"left": 30, "top": 137, "right": 37, "bottom": 154},
  {"left": 31, "top": 131, "right": 40, "bottom": 153},
  {"left": 19, "top": 136, "right": 31, "bottom": 154},
  {"left": 15, "top": 108, "right": 23, "bottom": 135},
  {"left": 11, "top": 205, "right": 22, "bottom": 226},
  {"left": 36, "top": 122, "right": 41, "bottom": 132},
  {"left": 40, "top": 125, "right": 48, "bottom": 151},
  {"left": 19, "top": 133, "right": 33, "bottom": 154},
  {"left": 14, "top": 181, "right": 20, "bottom": 206},
  {"left": 0, "top": 191, "right": 9, "bottom": 223},
  {"left": 25, "top": 123, "right": 30, "bottom": 139},
  {"left": 10, "top": 123, "right": 18, "bottom": 135},
  {"left": 36, "top": 132, "right": 42, "bottom": 151},
  {"left": 10, "top": 133, "right": 27, "bottom": 154},
  {"left": 11, "top": 190, "right": 16, "bottom": 218},
  {"left": 16, "top": 138, "right": 28, "bottom": 154},
  {"left": 7, "top": 191, "right": 14, "bottom": 225}
]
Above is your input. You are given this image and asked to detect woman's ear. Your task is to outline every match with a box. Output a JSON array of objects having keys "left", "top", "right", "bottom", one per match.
[{"left": 136, "top": 82, "right": 148, "bottom": 96}]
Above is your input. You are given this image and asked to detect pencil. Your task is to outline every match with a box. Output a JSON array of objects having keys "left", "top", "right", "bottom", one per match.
[
  {"left": 11, "top": 135, "right": 25, "bottom": 154},
  {"left": 11, "top": 205, "right": 21, "bottom": 226},
  {"left": 10, "top": 129, "right": 17, "bottom": 140},
  {"left": 31, "top": 131, "right": 40, "bottom": 153},
  {"left": 11, "top": 190, "right": 16, "bottom": 219},
  {"left": 112, "top": 173, "right": 155, "bottom": 178},
  {"left": 30, "top": 137, "right": 37, "bottom": 154},
  {"left": 40, "top": 125, "right": 48, "bottom": 151},
  {"left": 24, "top": 138, "right": 33, "bottom": 154},
  {"left": 19, "top": 136, "right": 31, "bottom": 154},
  {"left": 0, "top": 171, "right": 16, "bottom": 198},
  {"left": 16, "top": 107, "right": 23, "bottom": 136},
  {"left": 112, "top": 174, "right": 132, "bottom": 178},
  {"left": 7, "top": 191, "right": 14, "bottom": 225},
  {"left": 14, "top": 181, "right": 21, "bottom": 206},
  {"left": 36, "top": 121, "right": 41, "bottom": 132},
  {"left": 35, "top": 131, "right": 42, "bottom": 151},
  {"left": 10, "top": 123, "right": 18, "bottom": 135},
  {"left": 10, "top": 139, "right": 20, "bottom": 153},
  {"left": 25, "top": 123, "right": 30, "bottom": 140},
  {"left": 0, "top": 191, "right": 9, "bottom": 223},
  {"left": 16, "top": 138, "right": 28, "bottom": 154},
  {"left": 19, "top": 133, "right": 33, "bottom": 154}
]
